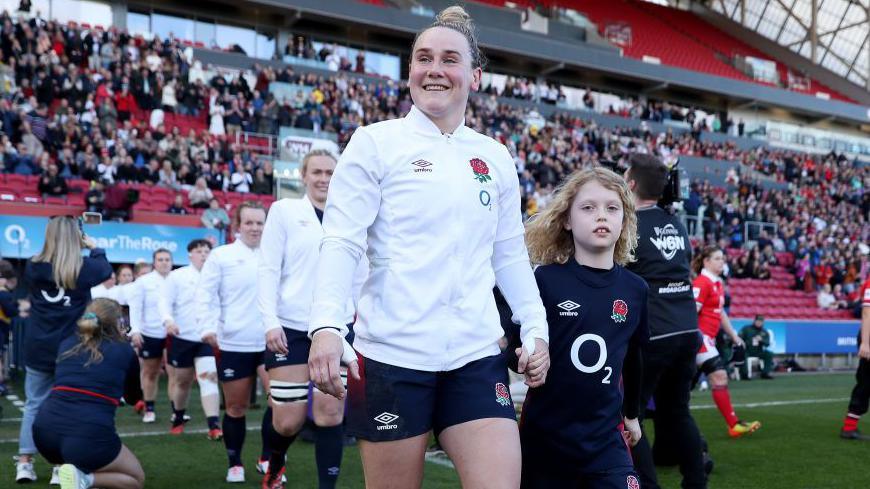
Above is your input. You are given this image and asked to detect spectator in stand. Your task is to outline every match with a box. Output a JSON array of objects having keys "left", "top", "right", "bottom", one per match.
[
  {"left": 250, "top": 168, "right": 271, "bottom": 195},
  {"left": 202, "top": 198, "right": 230, "bottom": 229},
  {"left": 161, "top": 78, "right": 178, "bottom": 113},
  {"left": 167, "top": 194, "right": 187, "bottom": 215},
  {"left": 157, "top": 160, "right": 178, "bottom": 189},
  {"left": 85, "top": 179, "right": 106, "bottom": 215},
  {"left": 189, "top": 177, "right": 214, "bottom": 208},
  {"left": 38, "top": 164, "right": 68, "bottom": 198},
  {"left": 818, "top": 283, "right": 846, "bottom": 310},
  {"left": 229, "top": 165, "right": 252, "bottom": 193}
]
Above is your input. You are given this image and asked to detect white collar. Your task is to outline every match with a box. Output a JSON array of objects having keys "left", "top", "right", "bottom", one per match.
[
  {"left": 701, "top": 268, "right": 722, "bottom": 283},
  {"left": 405, "top": 105, "right": 466, "bottom": 137}
]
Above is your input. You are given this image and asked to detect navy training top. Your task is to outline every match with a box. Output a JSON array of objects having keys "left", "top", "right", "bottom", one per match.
[{"left": 23, "top": 248, "right": 113, "bottom": 372}]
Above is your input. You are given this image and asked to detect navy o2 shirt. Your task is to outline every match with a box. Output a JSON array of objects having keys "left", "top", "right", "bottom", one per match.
[{"left": 520, "top": 260, "right": 649, "bottom": 471}]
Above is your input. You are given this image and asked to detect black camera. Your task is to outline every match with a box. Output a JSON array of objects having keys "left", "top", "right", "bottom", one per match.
[{"left": 657, "top": 158, "right": 688, "bottom": 209}]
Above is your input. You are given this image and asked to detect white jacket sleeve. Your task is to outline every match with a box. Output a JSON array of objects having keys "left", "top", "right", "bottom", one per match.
[
  {"left": 159, "top": 273, "right": 175, "bottom": 325},
  {"left": 196, "top": 254, "right": 222, "bottom": 338},
  {"left": 127, "top": 279, "right": 144, "bottom": 335},
  {"left": 310, "top": 129, "right": 382, "bottom": 337},
  {"left": 258, "top": 203, "right": 286, "bottom": 334},
  {"left": 493, "top": 235, "right": 549, "bottom": 350},
  {"left": 492, "top": 149, "right": 548, "bottom": 350}
]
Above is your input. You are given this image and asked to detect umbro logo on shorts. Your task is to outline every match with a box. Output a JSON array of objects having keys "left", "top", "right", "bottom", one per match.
[
  {"left": 374, "top": 412, "right": 399, "bottom": 431},
  {"left": 223, "top": 368, "right": 235, "bottom": 378},
  {"left": 275, "top": 353, "right": 287, "bottom": 361},
  {"left": 557, "top": 300, "right": 580, "bottom": 316},
  {"left": 411, "top": 160, "right": 433, "bottom": 173}
]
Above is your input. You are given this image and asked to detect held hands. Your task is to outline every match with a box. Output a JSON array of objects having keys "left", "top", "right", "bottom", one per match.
[
  {"left": 516, "top": 338, "right": 550, "bottom": 388},
  {"left": 623, "top": 417, "right": 642, "bottom": 447},
  {"left": 266, "top": 328, "right": 289, "bottom": 355},
  {"left": 130, "top": 332, "right": 143, "bottom": 350},
  {"left": 202, "top": 332, "right": 218, "bottom": 349},
  {"left": 308, "top": 331, "right": 359, "bottom": 400},
  {"left": 164, "top": 320, "right": 179, "bottom": 337}
]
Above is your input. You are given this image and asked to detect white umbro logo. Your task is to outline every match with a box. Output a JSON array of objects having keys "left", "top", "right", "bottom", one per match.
[
  {"left": 223, "top": 368, "right": 235, "bottom": 378},
  {"left": 374, "top": 412, "right": 399, "bottom": 431},
  {"left": 411, "top": 160, "right": 433, "bottom": 173},
  {"left": 558, "top": 300, "right": 580, "bottom": 317}
]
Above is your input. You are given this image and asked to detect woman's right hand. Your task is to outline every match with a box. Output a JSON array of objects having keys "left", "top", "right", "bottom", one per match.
[
  {"left": 82, "top": 235, "right": 97, "bottom": 250},
  {"left": 309, "top": 331, "right": 359, "bottom": 400}
]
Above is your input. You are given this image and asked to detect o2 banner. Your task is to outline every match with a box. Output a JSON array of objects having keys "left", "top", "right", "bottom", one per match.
[
  {"left": 0, "top": 216, "right": 219, "bottom": 265},
  {"left": 732, "top": 318, "right": 860, "bottom": 354}
]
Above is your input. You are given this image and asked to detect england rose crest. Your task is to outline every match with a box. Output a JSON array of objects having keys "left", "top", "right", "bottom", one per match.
[
  {"left": 470, "top": 158, "right": 492, "bottom": 183},
  {"left": 611, "top": 300, "right": 628, "bottom": 323},
  {"left": 495, "top": 383, "right": 511, "bottom": 406},
  {"left": 626, "top": 475, "right": 640, "bottom": 489}
]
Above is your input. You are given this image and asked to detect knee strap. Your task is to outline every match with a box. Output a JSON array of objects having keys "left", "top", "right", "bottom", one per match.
[
  {"left": 194, "top": 356, "right": 219, "bottom": 397},
  {"left": 270, "top": 381, "right": 310, "bottom": 405}
]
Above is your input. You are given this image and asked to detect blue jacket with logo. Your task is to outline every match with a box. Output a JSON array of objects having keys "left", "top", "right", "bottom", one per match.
[{"left": 23, "top": 248, "right": 113, "bottom": 372}]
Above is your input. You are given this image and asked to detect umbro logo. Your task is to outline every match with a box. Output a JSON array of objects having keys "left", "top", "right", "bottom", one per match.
[
  {"left": 223, "top": 368, "right": 235, "bottom": 378},
  {"left": 374, "top": 412, "right": 399, "bottom": 430},
  {"left": 411, "top": 159, "right": 433, "bottom": 173},
  {"left": 557, "top": 300, "right": 580, "bottom": 317}
]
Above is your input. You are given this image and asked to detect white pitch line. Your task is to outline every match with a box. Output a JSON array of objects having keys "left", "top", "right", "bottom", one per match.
[{"left": 690, "top": 397, "right": 848, "bottom": 410}]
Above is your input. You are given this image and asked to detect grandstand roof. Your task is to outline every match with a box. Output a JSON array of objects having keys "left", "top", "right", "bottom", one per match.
[{"left": 702, "top": 0, "right": 869, "bottom": 89}]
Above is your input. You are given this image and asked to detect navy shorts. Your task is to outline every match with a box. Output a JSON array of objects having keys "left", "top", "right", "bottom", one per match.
[
  {"left": 167, "top": 337, "right": 214, "bottom": 368},
  {"left": 217, "top": 350, "right": 264, "bottom": 382},
  {"left": 33, "top": 400, "right": 121, "bottom": 473},
  {"left": 137, "top": 334, "right": 166, "bottom": 360},
  {"left": 346, "top": 353, "right": 516, "bottom": 442},
  {"left": 521, "top": 464, "right": 640, "bottom": 489}
]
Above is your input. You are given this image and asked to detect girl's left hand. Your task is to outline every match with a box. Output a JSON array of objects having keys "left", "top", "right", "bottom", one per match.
[{"left": 623, "top": 417, "right": 642, "bottom": 447}]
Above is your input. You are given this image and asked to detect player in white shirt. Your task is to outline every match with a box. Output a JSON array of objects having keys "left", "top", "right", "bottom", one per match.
[
  {"left": 196, "top": 201, "right": 270, "bottom": 484},
  {"left": 307, "top": 6, "right": 550, "bottom": 488},
  {"left": 259, "top": 150, "right": 365, "bottom": 489},
  {"left": 128, "top": 249, "right": 173, "bottom": 424},
  {"left": 160, "top": 239, "right": 223, "bottom": 439}
]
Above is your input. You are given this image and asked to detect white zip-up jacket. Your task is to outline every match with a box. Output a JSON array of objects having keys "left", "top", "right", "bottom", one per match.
[
  {"left": 128, "top": 271, "right": 169, "bottom": 339},
  {"left": 258, "top": 196, "right": 366, "bottom": 334},
  {"left": 159, "top": 265, "right": 203, "bottom": 343},
  {"left": 91, "top": 283, "right": 129, "bottom": 305},
  {"left": 310, "top": 106, "right": 548, "bottom": 371},
  {"left": 196, "top": 239, "right": 264, "bottom": 352}
]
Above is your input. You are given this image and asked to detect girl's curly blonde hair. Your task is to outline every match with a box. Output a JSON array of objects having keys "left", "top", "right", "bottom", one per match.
[{"left": 526, "top": 167, "right": 638, "bottom": 266}]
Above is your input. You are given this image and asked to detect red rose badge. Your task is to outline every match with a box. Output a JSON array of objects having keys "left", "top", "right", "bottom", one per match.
[{"left": 470, "top": 158, "right": 492, "bottom": 183}]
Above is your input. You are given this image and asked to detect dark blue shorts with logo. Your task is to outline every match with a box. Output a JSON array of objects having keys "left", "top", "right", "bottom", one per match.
[
  {"left": 137, "top": 334, "right": 166, "bottom": 360},
  {"left": 167, "top": 336, "right": 214, "bottom": 368},
  {"left": 217, "top": 350, "right": 264, "bottom": 382},
  {"left": 265, "top": 326, "right": 355, "bottom": 370},
  {"left": 346, "top": 353, "right": 516, "bottom": 442}
]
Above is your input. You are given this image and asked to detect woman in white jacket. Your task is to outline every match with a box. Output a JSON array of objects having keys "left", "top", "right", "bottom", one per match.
[{"left": 308, "top": 6, "right": 550, "bottom": 488}]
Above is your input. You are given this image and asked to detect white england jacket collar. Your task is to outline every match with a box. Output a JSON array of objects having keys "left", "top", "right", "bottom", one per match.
[
  {"left": 301, "top": 194, "right": 323, "bottom": 227},
  {"left": 404, "top": 105, "right": 468, "bottom": 137},
  {"left": 701, "top": 268, "right": 722, "bottom": 283}
]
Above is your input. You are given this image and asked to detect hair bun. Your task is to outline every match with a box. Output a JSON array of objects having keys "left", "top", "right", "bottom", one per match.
[{"left": 436, "top": 5, "right": 473, "bottom": 29}]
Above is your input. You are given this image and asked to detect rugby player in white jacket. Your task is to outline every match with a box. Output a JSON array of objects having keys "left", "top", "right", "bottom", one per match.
[
  {"left": 159, "top": 238, "right": 222, "bottom": 439},
  {"left": 258, "top": 150, "right": 366, "bottom": 489},
  {"left": 195, "top": 201, "right": 269, "bottom": 483},
  {"left": 308, "top": 6, "right": 550, "bottom": 488},
  {"left": 128, "top": 249, "right": 172, "bottom": 424}
]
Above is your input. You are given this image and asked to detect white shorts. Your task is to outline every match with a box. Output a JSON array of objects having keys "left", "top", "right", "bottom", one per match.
[{"left": 695, "top": 333, "right": 720, "bottom": 366}]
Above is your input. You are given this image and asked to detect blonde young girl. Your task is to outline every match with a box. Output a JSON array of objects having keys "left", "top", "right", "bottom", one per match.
[
  {"left": 33, "top": 298, "right": 144, "bottom": 489},
  {"left": 521, "top": 167, "right": 648, "bottom": 488}
]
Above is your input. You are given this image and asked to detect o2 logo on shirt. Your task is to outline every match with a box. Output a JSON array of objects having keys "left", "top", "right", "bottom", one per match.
[
  {"left": 41, "top": 288, "right": 71, "bottom": 307},
  {"left": 570, "top": 333, "right": 612, "bottom": 384},
  {"left": 479, "top": 190, "right": 492, "bottom": 210}
]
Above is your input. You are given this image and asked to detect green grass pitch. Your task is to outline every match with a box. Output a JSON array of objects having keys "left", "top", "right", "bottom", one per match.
[{"left": 2, "top": 372, "right": 868, "bottom": 488}]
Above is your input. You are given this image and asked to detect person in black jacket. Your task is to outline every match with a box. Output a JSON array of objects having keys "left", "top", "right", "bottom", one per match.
[
  {"left": 624, "top": 154, "right": 707, "bottom": 489},
  {"left": 33, "top": 298, "right": 144, "bottom": 489},
  {"left": 14, "top": 216, "right": 113, "bottom": 483}
]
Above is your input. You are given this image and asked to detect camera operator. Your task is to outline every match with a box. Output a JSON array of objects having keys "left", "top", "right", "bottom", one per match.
[
  {"left": 623, "top": 154, "right": 707, "bottom": 489},
  {"left": 15, "top": 216, "right": 113, "bottom": 483}
]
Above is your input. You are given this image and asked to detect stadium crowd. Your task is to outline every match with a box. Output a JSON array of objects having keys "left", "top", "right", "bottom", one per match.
[{"left": 0, "top": 11, "right": 866, "bottom": 307}]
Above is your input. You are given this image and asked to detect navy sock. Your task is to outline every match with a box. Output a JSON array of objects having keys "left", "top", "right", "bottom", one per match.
[
  {"left": 172, "top": 408, "right": 186, "bottom": 427},
  {"left": 315, "top": 424, "right": 345, "bottom": 488},
  {"left": 260, "top": 407, "right": 274, "bottom": 461},
  {"left": 207, "top": 416, "right": 220, "bottom": 430},
  {"left": 222, "top": 414, "right": 246, "bottom": 467},
  {"left": 267, "top": 422, "right": 297, "bottom": 476},
  {"left": 145, "top": 400, "right": 155, "bottom": 412}
]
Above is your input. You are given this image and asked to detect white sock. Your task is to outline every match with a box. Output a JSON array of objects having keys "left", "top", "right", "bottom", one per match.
[{"left": 83, "top": 471, "right": 95, "bottom": 488}]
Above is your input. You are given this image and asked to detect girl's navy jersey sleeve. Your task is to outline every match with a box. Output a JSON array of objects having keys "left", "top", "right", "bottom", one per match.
[
  {"left": 80, "top": 248, "right": 114, "bottom": 289},
  {"left": 521, "top": 260, "right": 649, "bottom": 471}
]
